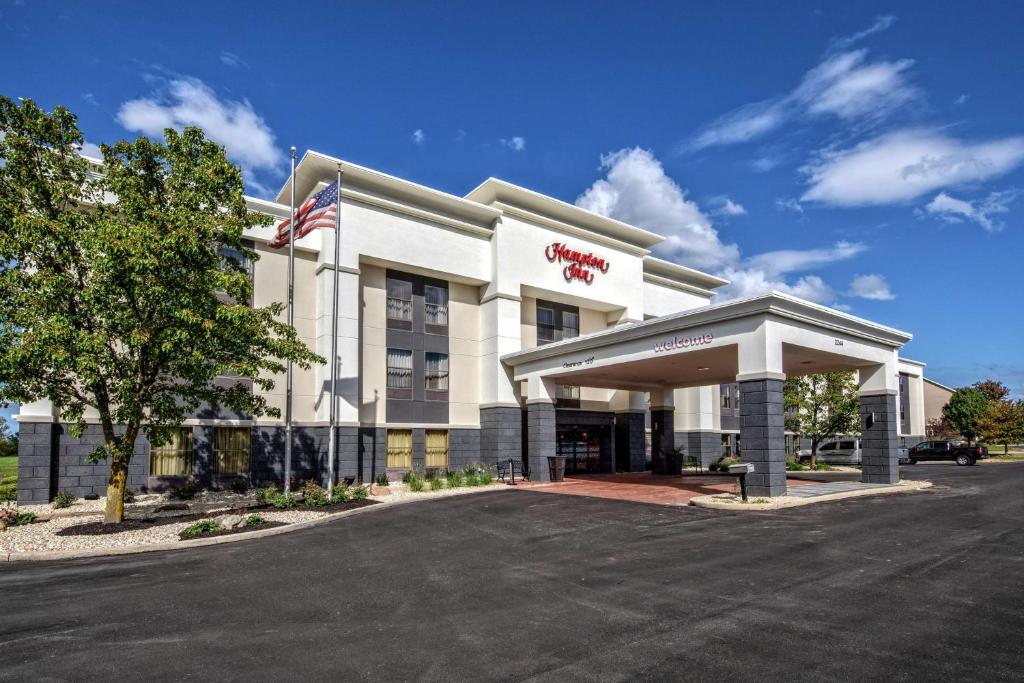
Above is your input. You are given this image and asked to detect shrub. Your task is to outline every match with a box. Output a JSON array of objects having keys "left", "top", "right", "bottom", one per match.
[
  {"left": 229, "top": 478, "right": 250, "bottom": 495},
  {"left": 401, "top": 470, "right": 419, "bottom": 484},
  {"left": 786, "top": 461, "right": 806, "bottom": 471},
  {"left": 53, "top": 491, "right": 77, "bottom": 509},
  {"left": 446, "top": 470, "right": 464, "bottom": 488},
  {"left": 407, "top": 474, "right": 425, "bottom": 492},
  {"left": 255, "top": 485, "right": 279, "bottom": 505},
  {"left": 710, "top": 456, "right": 741, "bottom": 473},
  {"left": 0, "top": 507, "right": 37, "bottom": 526},
  {"left": 429, "top": 476, "right": 444, "bottom": 491},
  {"left": 123, "top": 488, "right": 137, "bottom": 504},
  {"left": 349, "top": 484, "right": 368, "bottom": 501},
  {"left": 374, "top": 472, "right": 389, "bottom": 486},
  {"left": 169, "top": 481, "right": 200, "bottom": 501},
  {"left": 182, "top": 519, "right": 223, "bottom": 537},
  {"left": 244, "top": 513, "right": 266, "bottom": 527},
  {"left": 477, "top": 468, "right": 495, "bottom": 486},
  {"left": 270, "top": 492, "right": 296, "bottom": 509},
  {"left": 303, "top": 481, "right": 329, "bottom": 507},
  {"left": 330, "top": 485, "right": 349, "bottom": 504},
  {"left": 15, "top": 511, "right": 37, "bottom": 526},
  {"left": 811, "top": 463, "right": 833, "bottom": 471}
]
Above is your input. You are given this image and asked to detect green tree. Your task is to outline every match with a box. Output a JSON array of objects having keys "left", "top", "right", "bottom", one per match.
[
  {"left": 0, "top": 98, "right": 322, "bottom": 523},
  {"left": 941, "top": 387, "right": 988, "bottom": 445},
  {"left": 783, "top": 371, "right": 860, "bottom": 467},
  {"left": 977, "top": 399, "right": 1024, "bottom": 455},
  {"left": 973, "top": 379, "right": 1009, "bottom": 402},
  {"left": 0, "top": 417, "right": 16, "bottom": 458}
]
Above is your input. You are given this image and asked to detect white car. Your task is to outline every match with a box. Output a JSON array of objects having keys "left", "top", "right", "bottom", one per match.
[{"left": 798, "top": 439, "right": 912, "bottom": 465}]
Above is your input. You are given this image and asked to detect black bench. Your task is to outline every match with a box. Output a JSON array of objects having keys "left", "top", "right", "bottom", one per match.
[{"left": 496, "top": 458, "right": 528, "bottom": 485}]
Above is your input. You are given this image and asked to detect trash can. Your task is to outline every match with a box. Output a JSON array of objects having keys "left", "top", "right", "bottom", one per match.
[{"left": 547, "top": 455, "right": 566, "bottom": 482}]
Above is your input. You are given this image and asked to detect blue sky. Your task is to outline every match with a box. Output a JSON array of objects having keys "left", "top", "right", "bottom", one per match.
[{"left": 2, "top": 1, "right": 1024, "bottom": 429}]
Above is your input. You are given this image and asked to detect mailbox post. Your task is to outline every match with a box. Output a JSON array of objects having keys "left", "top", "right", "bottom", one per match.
[{"left": 728, "top": 462, "right": 755, "bottom": 501}]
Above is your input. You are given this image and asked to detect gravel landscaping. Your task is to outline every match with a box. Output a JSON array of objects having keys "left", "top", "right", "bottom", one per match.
[{"left": 0, "top": 479, "right": 510, "bottom": 557}]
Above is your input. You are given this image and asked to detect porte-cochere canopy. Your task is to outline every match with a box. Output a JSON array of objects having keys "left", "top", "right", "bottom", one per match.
[{"left": 502, "top": 292, "right": 912, "bottom": 497}]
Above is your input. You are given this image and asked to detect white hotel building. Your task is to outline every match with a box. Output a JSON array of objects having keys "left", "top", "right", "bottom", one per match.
[{"left": 16, "top": 151, "right": 928, "bottom": 503}]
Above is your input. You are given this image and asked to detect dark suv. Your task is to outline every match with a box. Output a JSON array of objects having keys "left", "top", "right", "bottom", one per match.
[{"left": 907, "top": 440, "right": 989, "bottom": 466}]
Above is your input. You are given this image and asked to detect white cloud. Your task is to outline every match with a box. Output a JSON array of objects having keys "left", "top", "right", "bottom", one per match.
[
  {"left": 923, "top": 190, "right": 1017, "bottom": 231},
  {"left": 801, "top": 129, "right": 1024, "bottom": 206},
  {"left": 744, "top": 241, "right": 866, "bottom": 277},
  {"left": 775, "top": 197, "right": 804, "bottom": 214},
  {"left": 955, "top": 94, "right": 969, "bottom": 106},
  {"left": 576, "top": 148, "right": 739, "bottom": 270},
  {"left": 412, "top": 129, "right": 425, "bottom": 145},
  {"left": 77, "top": 141, "right": 102, "bottom": 158},
  {"left": 81, "top": 92, "right": 98, "bottom": 106},
  {"left": 575, "top": 147, "right": 869, "bottom": 305},
  {"left": 499, "top": 136, "right": 526, "bottom": 151},
  {"left": 687, "top": 48, "right": 917, "bottom": 151},
  {"left": 710, "top": 197, "right": 747, "bottom": 216},
  {"left": 219, "top": 51, "right": 248, "bottom": 69},
  {"left": 831, "top": 15, "right": 896, "bottom": 51},
  {"left": 847, "top": 273, "right": 895, "bottom": 300},
  {"left": 117, "top": 77, "right": 283, "bottom": 172}
]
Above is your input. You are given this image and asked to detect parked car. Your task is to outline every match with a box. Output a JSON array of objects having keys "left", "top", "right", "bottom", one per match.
[
  {"left": 907, "top": 440, "right": 989, "bottom": 466},
  {"left": 798, "top": 439, "right": 861, "bottom": 465}
]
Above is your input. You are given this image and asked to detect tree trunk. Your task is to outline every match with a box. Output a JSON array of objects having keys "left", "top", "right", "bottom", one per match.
[
  {"left": 810, "top": 440, "right": 818, "bottom": 468},
  {"left": 103, "top": 455, "right": 128, "bottom": 524}
]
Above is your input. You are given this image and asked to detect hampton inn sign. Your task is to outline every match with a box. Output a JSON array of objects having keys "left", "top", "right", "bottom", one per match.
[{"left": 545, "top": 241, "right": 610, "bottom": 284}]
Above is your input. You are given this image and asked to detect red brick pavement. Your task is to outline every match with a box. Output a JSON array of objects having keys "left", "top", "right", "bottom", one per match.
[{"left": 520, "top": 472, "right": 813, "bottom": 506}]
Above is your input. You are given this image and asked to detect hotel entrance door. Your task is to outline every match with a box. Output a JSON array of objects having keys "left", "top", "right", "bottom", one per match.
[{"left": 556, "top": 428, "right": 605, "bottom": 475}]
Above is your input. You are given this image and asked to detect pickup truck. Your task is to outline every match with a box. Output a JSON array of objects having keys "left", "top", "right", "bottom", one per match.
[{"left": 907, "top": 440, "right": 989, "bottom": 466}]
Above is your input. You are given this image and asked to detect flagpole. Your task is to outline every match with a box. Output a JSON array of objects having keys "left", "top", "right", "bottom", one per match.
[
  {"left": 284, "top": 146, "right": 296, "bottom": 496},
  {"left": 327, "top": 165, "right": 343, "bottom": 495}
]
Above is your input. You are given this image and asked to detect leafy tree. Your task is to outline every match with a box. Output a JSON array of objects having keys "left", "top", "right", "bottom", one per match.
[
  {"left": 0, "top": 417, "right": 16, "bottom": 458},
  {"left": 977, "top": 399, "right": 1024, "bottom": 455},
  {"left": 926, "top": 417, "right": 957, "bottom": 441},
  {"left": 0, "top": 98, "right": 322, "bottom": 523},
  {"left": 973, "top": 379, "right": 1009, "bottom": 402},
  {"left": 941, "top": 387, "right": 988, "bottom": 445},
  {"left": 783, "top": 371, "right": 860, "bottom": 466}
]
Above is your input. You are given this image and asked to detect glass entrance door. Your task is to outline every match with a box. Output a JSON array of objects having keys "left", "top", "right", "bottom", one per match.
[{"left": 557, "top": 429, "right": 603, "bottom": 475}]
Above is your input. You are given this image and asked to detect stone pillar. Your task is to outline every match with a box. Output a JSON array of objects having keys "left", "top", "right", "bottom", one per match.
[
  {"left": 612, "top": 390, "right": 646, "bottom": 472},
  {"left": 738, "top": 378, "right": 787, "bottom": 497},
  {"left": 860, "top": 393, "right": 899, "bottom": 484},
  {"left": 16, "top": 421, "right": 56, "bottom": 505},
  {"left": 650, "top": 389, "right": 678, "bottom": 475},
  {"left": 479, "top": 406, "right": 522, "bottom": 467},
  {"left": 526, "top": 376, "right": 556, "bottom": 482}
]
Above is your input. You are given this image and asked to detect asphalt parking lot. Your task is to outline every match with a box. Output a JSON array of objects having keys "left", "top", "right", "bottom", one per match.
[{"left": 1, "top": 463, "right": 1022, "bottom": 681}]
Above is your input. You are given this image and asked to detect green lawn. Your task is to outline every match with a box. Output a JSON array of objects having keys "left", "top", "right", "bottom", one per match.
[{"left": 0, "top": 455, "right": 16, "bottom": 502}]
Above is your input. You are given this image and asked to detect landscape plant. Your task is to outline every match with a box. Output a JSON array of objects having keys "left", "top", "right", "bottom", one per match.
[
  {"left": 244, "top": 513, "right": 266, "bottom": 527},
  {"left": 53, "top": 491, "right": 77, "bottom": 509},
  {"left": 329, "top": 485, "right": 349, "bottom": 504},
  {"left": 374, "top": 473, "right": 389, "bottom": 487},
  {"left": 0, "top": 98, "right": 322, "bottom": 523},
  {"left": 270, "top": 492, "right": 296, "bottom": 509},
  {"left": 783, "top": 371, "right": 860, "bottom": 467},
  {"left": 977, "top": 398, "right": 1024, "bottom": 455},
  {"left": 181, "top": 519, "right": 223, "bottom": 538},
  {"left": 122, "top": 488, "right": 136, "bottom": 504},
  {"left": 445, "top": 470, "right": 464, "bottom": 488},
  {"left": 255, "top": 485, "right": 279, "bottom": 505},
  {"left": 349, "top": 484, "right": 368, "bottom": 501},
  {"left": 169, "top": 482, "right": 200, "bottom": 501},
  {"left": 302, "top": 481, "right": 329, "bottom": 507}
]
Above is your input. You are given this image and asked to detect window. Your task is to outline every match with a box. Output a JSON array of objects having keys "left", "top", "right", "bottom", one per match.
[
  {"left": 562, "top": 311, "right": 579, "bottom": 339},
  {"left": 839, "top": 440, "right": 856, "bottom": 450},
  {"left": 425, "top": 430, "right": 449, "bottom": 469},
  {"left": 424, "top": 284, "right": 448, "bottom": 326},
  {"left": 386, "top": 429, "right": 413, "bottom": 468},
  {"left": 560, "top": 385, "right": 581, "bottom": 400},
  {"left": 150, "top": 428, "right": 193, "bottom": 476},
  {"left": 387, "top": 349, "right": 413, "bottom": 389},
  {"left": 821, "top": 442, "right": 837, "bottom": 451},
  {"left": 721, "top": 385, "right": 732, "bottom": 409},
  {"left": 213, "top": 427, "right": 251, "bottom": 475},
  {"left": 425, "top": 352, "right": 449, "bottom": 392},
  {"left": 537, "top": 306, "right": 555, "bottom": 345},
  {"left": 721, "top": 433, "right": 734, "bottom": 457},
  {"left": 386, "top": 277, "right": 413, "bottom": 321}
]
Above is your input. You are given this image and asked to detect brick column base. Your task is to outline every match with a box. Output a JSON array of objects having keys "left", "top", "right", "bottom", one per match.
[
  {"left": 739, "top": 378, "right": 787, "bottom": 497},
  {"left": 526, "top": 402, "right": 556, "bottom": 482},
  {"left": 650, "top": 408, "right": 679, "bottom": 475},
  {"left": 860, "top": 393, "right": 899, "bottom": 484}
]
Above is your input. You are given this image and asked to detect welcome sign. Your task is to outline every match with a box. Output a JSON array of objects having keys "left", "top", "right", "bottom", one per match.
[{"left": 654, "top": 332, "right": 714, "bottom": 352}]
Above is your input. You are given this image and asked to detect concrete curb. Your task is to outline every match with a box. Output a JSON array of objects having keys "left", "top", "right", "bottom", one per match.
[
  {"left": 689, "top": 480, "right": 933, "bottom": 511},
  {"left": 2, "top": 487, "right": 513, "bottom": 563}
]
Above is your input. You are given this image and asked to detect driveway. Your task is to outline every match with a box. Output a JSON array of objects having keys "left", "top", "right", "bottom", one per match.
[{"left": 1, "top": 464, "right": 1022, "bottom": 681}]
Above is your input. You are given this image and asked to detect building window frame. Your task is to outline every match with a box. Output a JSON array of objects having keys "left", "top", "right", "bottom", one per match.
[
  {"left": 386, "top": 275, "right": 414, "bottom": 329},
  {"left": 424, "top": 351, "right": 449, "bottom": 399},
  {"left": 535, "top": 299, "right": 581, "bottom": 346},
  {"left": 386, "top": 429, "right": 413, "bottom": 469},
  {"left": 150, "top": 427, "right": 194, "bottom": 476},
  {"left": 425, "top": 429, "right": 449, "bottom": 470},
  {"left": 386, "top": 347, "right": 413, "bottom": 399},
  {"left": 213, "top": 427, "right": 251, "bottom": 476},
  {"left": 424, "top": 282, "right": 449, "bottom": 334}
]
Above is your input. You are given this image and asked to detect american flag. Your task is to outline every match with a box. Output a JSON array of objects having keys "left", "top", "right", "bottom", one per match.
[{"left": 269, "top": 181, "right": 339, "bottom": 248}]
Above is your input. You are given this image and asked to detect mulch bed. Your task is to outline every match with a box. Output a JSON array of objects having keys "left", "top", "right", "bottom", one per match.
[
  {"left": 178, "top": 520, "right": 288, "bottom": 541},
  {"left": 275, "top": 498, "right": 378, "bottom": 514}
]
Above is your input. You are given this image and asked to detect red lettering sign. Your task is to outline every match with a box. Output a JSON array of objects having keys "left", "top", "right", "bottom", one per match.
[{"left": 544, "top": 242, "right": 610, "bottom": 285}]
